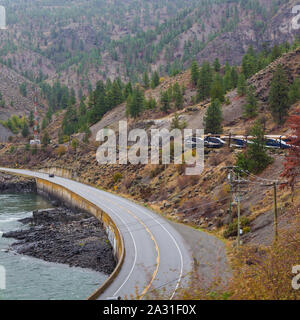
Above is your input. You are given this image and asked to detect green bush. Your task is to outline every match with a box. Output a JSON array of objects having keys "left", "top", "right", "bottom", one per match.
[
  {"left": 224, "top": 216, "right": 250, "bottom": 238},
  {"left": 113, "top": 172, "right": 123, "bottom": 183}
]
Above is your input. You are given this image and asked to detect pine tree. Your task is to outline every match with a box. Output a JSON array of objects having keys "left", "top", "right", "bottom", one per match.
[
  {"left": 288, "top": 77, "right": 300, "bottom": 104},
  {"left": 191, "top": 60, "right": 200, "bottom": 86},
  {"left": 231, "top": 67, "right": 238, "bottom": 88},
  {"left": 213, "top": 58, "right": 221, "bottom": 72},
  {"left": 237, "top": 73, "right": 247, "bottom": 96},
  {"left": 243, "top": 85, "right": 258, "bottom": 118},
  {"left": 160, "top": 90, "right": 170, "bottom": 113},
  {"left": 111, "top": 80, "right": 123, "bottom": 106},
  {"left": 79, "top": 99, "right": 87, "bottom": 116},
  {"left": 268, "top": 65, "right": 290, "bottom": 124},
  {"left": 241, "top": 46, "right": 257, "bottom": 78},
  {"left": 170, "top": 113, "right": 186, "bottom": 130},
  {"left": 270, "top": 45, "right": 281, "bottom": 61},
  {"left": 143, "top": 72, "right": 150, "bottom": 89},
  {"left": 62, "top": 104, "right": 79, "bottom": 135},
  {"left": 42, "top": 130, "right": 50, "bottom": 147},
  {"left": 210, "top": 74, "right": 225, "bottom": 102},
  {"left": 144, "top": 95, "right": 157, "bottom": 109},
  {"left": 127, "top": 87, "right": 145, "bottom": 118},
  {"left": 22, "top": 121, "right": 29, "bottom": 137},
  {"left": 151, "top": 71, "right": 160, "bottom": 89},
  {"left": 124, "top": 82, "right": 133, "bottom": 99},
  {"left": 204, "top": 99, "right": 223, "bottom": 134},
  {"left": 173, "top": 82, "right": 183, "bottom": 109},
  {"left": 197, "top": 61, "right": 212, "bottom": 101},
  {"left": 236, "top": 121, "right": 272, "bottom": 174},
  {"left": 69, "top": 88, "right": 76, "bottom": 105},
  {"left": 29, "top": 110, "right": 34, "bottom": 127},
  {"left": 223, "top": 69, "right": 232, "bottom": 92},
  {"left": 41, "top": 117, "right": 48, "bottom": 130}
]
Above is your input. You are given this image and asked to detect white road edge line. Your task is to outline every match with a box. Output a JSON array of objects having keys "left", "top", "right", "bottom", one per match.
[
  {"left": 107, "top": 195, "right": 184, "bottom": 300},
  {"left": 2, "top": 169, "right": 183, "bottom": 299},
  {"left": 82, "top": 188, "right": 139, "bottom": 297}
]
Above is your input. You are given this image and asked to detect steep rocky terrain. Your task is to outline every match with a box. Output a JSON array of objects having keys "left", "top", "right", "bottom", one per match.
[
  {"left": 2, "top": 46, "right": 300, "bottom": 249},
  {"left": 1, "top": 0, "right": 300, "bottom": 124}
]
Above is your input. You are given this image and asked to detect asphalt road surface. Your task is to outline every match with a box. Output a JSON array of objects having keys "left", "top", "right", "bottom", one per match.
[{"left": 0, "top": 168, "right": 194, "bottom": 300}]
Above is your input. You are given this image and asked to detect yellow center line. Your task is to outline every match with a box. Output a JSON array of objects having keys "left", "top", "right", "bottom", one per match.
[{"left": 105, "top": 198, "right": 160, "bottom": 299}]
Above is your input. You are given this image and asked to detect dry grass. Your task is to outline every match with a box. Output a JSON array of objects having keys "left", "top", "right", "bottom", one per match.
[{"left": 228, "top": 209, "right": 300, "bottom": 299}]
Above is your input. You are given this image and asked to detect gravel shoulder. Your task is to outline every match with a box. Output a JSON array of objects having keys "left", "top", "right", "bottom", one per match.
[{"left": 167, "top": 219, "right": 231, "bottom": 289}]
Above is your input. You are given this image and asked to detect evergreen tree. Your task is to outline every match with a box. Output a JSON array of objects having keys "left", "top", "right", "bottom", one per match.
[
  {"left": 151, "top": 71, "right": 160, "bottom": 89},
  {"left": 124, "top": 82, "right": 133, "bottom": 99},
  {"left": 243, "top": 85, "right": 258, "bottom": 118},
  {"left": 270, "top": 44, "right": 281, "bottom": 61},
  {"left": 58, "top": 129, "right": 64, "bottom": 144},
  {"left": 241, "top": 46, "right": 257, "bottom": 78},
  {"left": 42, "top": 130, "right": 50, "bottom": 147},
  {"left": 160, "top": 90, "right": 170, "bottom": 113},
  {"left": 127, "top": 87, "right": 145, "bottom": 118},
  {"left": 62, "top": 103, "right": 79, "bottom": 135},
  {"left": 29, "top": 110, "right": 34, "bottom": 127},
  {"left": 170, "top": 113, "right": 186, "bottom": 130},
  {"left": 204, "top": 99, "right": 223, "bottom": 134},
  {"left": 19, "top": 83, "right": 27, "bottom": 97},
  {"left": 173, "top": 82, "right": 183, "bottom": 109},
  {"left": 230, "top": 67, "right": 239, "bottom": 88},
  {"left": 237, "top": 73, "right": 247, "bottom": 96},
  {"left": 111, "top": 80, "right": 123, "bottom": 106},
  {"left": 41, "top": 117, "right": 48, "bottom": 130},
  {"left": 210, "top": 74, "right": 225, "bottom": 102},
  {"left": 191, "top": 60, "right": 200, "bottom": 86},
  {"left": 197, "top": 61, "right": 212, "bottom": 101},
  {"left": 69, "top": 88, "right": 76, "bottom": 105},
  {"left": 143, "top": 72, "right": 150, "bottom": 89},
  {"left": 268, "top": 65, "right": 290, "bottom": 124},
  {"left": 79, "top": 99, "right": 87, "bottom": 116},
  {"left": 288, "top": 77, "right": 300, "bottom": 104},
  {"left": 236, "top": 121, "right": 272, "bottom": 174},
  {"left": 144, "top": 95, "right": 157, "bottom": 109},
  {"left": 22, "top": 121, "right": 29, "bottom": 137},
  {"left": 223, "top": 69, "right": 232, "bottom": 92},
  {"left": 213, "top": 58, "right": 221, "bottom": 72}
]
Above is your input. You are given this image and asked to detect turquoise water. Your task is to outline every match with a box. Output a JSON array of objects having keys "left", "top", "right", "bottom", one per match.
[{"left": 0, "top": 193, "right": 108, "bottom": 300}]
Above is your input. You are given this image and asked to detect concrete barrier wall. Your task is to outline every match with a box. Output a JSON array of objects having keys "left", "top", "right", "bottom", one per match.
[
  {"left": 39, "top": 167, "right": 74, "bottom": 180},
  {"left": 35, "top": 177, "right": 125, "bottom": 300}
]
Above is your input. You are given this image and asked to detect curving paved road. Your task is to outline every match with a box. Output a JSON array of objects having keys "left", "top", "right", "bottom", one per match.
[{"left": 0, "top": 168, "right": 193, "bottom": 300}]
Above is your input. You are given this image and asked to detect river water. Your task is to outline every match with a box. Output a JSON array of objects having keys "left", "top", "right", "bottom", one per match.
[{"left": 0, "top": 193, "right": 108, "bottom": 300}]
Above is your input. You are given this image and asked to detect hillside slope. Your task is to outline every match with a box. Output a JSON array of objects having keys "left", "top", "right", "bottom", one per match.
[
  {"left": 0, "top": 0, "right": 300, "bottom": 125},
  {"left": 2, "top": 45, "right": 300, "bottom": 248}
]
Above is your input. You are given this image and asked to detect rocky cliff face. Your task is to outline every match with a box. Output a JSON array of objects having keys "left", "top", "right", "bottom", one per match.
[
  {"left": 0, "top": 124, "right": 13, "bottom": 142},
  {"left": 195, "top": 0, "right": 300, "bottom": 67},
  {"left": 248, "top": 47, "right": 300, "bottom": 102},
  {"left": 0, "top": 172, "right": 36, "bottom": 193}
]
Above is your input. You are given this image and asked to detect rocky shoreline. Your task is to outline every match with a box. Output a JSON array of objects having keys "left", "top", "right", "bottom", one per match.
[
  {"left": 3, "top": 207, "right": 116, "bottom": 274},
  {"left": 0, "top": 172, "right": 116, "bottom": 275},
  {"left": 0, "top": 172, "right": 36, "bottom": 193}
]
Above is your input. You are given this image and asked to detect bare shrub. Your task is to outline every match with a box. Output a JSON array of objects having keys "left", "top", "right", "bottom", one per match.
[
  {"left": 56, "top": 145, "right": 66, "bottom": 157},
  {"left": 229, "top": 212, "right": 300, "bottom": 299}
]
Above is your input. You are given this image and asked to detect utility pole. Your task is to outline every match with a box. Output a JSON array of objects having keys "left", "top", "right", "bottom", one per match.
[
  {"left": 222, "top": 165, "right": 236, "bottom": 224},
  {"left": 228, "top": 169, "right": 233, "bottom": 223},
  {"left": 33, "top": 88, "right": 39, "bottom": 142},
  {"left": 264, "top": 181, "right": 279, "bottom": 243},
  {"left": 273, "top": 182, "right": 278, "bottom": 242},
  {"left": 237, "top": 172, "right": 241, "bottom": 248}
]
